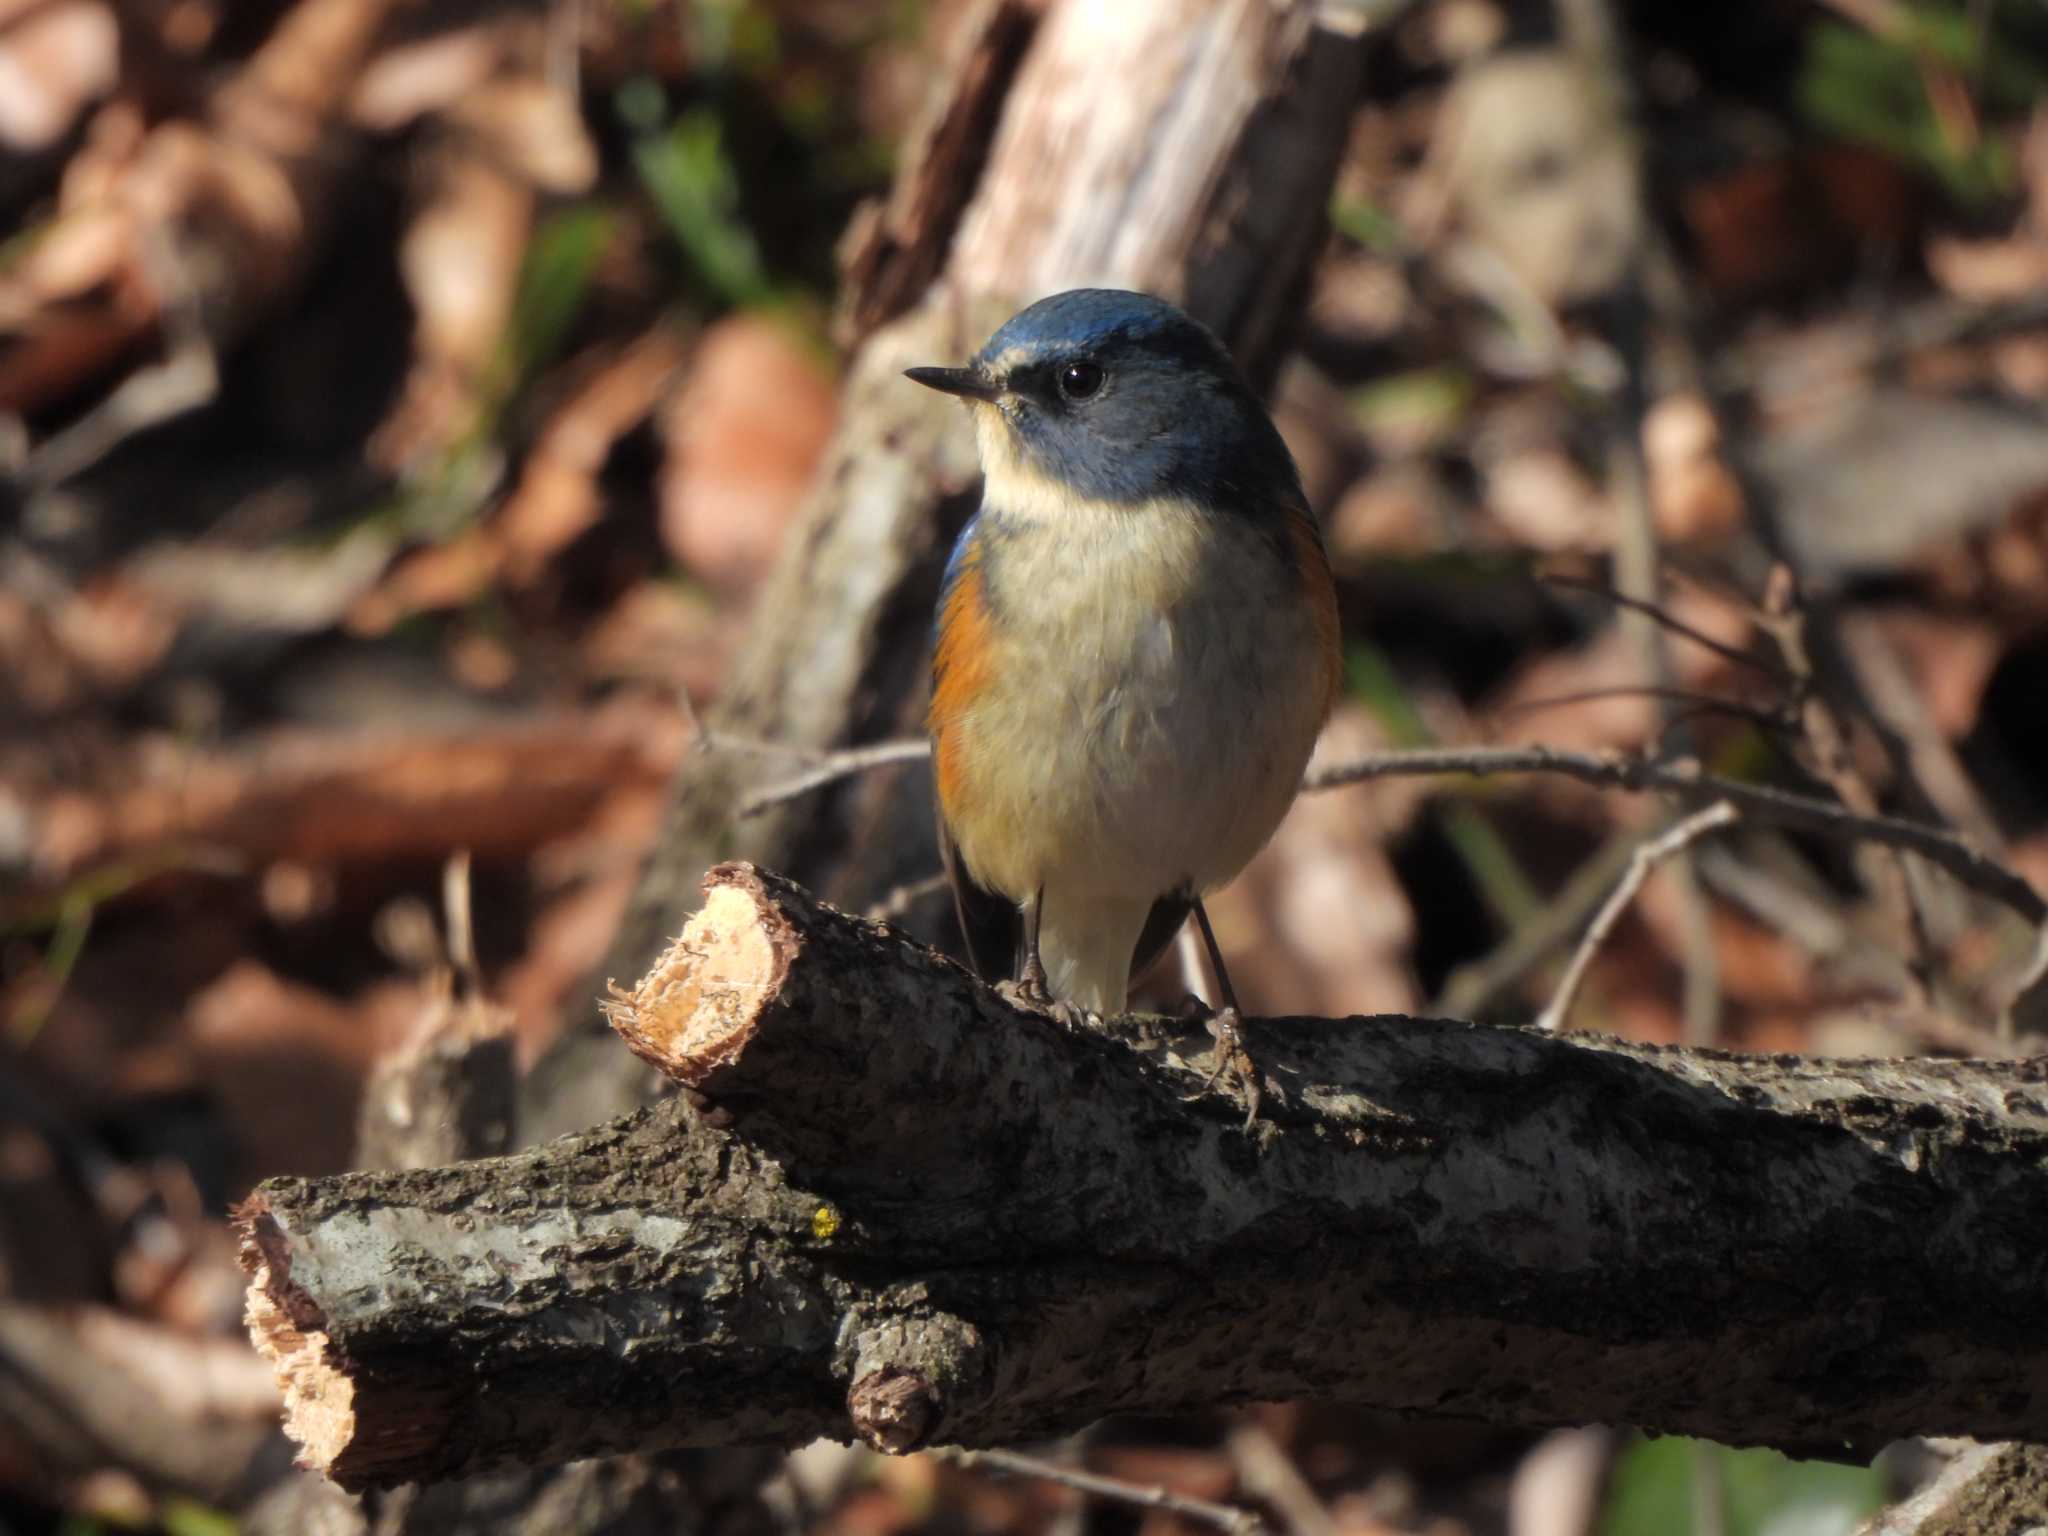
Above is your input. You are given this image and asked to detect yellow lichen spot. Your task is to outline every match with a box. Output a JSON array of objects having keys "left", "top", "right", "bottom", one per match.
[{"left": 811, "top": 1204, "right": 840, "bottom": 1242}]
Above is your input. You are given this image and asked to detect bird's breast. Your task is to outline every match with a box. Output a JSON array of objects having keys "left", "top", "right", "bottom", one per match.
[{"left": 931, "top": 487, "right": 1332, "bottom": 906}]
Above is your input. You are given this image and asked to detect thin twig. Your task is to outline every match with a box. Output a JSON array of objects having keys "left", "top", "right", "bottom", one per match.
[
  {"left": 1224, "top": 1423, "right": 1338, "bottom": 1536},
  {"left": 1539, "top": 572, "right": 1790, "bottom": 683},
  {"left": 1303, "top": 745, "right": 2047, "bottom": 927},
  {"left": 1539, "top": 802, "right": 1740, "bottom": 1032},
  {"left": 1759, "top": 568, "right": 1939, "bottom": 1003},
  {"left": 23, "top": 224, "right": 219, "bottom": 492},
  {"left": 728, "top": 733, "right": 2046, "bottom": 929},
  {"left": 443, "top": 849, "right": 478, "bottom": 990},
  {"left": 931, "top": 1446, "right": 1267, "bottom": 1536},
  {"left": 865, "top": 871, "right": 951, "bottom": 923},
  {"left": 678, "top": 687, "right": 873, "bottom": 766},
  {"left": 1498, "top": 683, "right": 1792, "bottom": 736},
  {"left": 736, "top": 739, "right": 933, "bottom": 816},
  {"left": 1435, "top": 827, "right": 1644, "bottom": 1018},
  {"left": 2004, "top": 928, "right": 2048, "bottom": 1039}
]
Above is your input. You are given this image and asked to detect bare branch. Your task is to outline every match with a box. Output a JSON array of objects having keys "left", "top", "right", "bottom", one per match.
[
  {"left": 731, "top": 732, "right": 2045, "bottom": 933},
  {"left": 1302, "top": 746, "right": 2047, "bottom": 927},
  {"left": 736, "top": 739, "right": 934, "bottom": 818},
  {"left": 933, "top": 1447, "right": 1266, "bottom": 1536},
  {"left": 242, "top": 863, "right": 2048, "bottom": 1490},
  {"left": 1538, "top": 572, "right": 1789, "bottom": 684},
  {"left": 1538, "top": 802, "right": 1740, "bottom": 1032}
]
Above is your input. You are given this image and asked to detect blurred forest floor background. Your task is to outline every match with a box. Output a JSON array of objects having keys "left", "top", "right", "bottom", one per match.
[{"left": 4, "top": 0, "right": 2048, "bottom": 1532}]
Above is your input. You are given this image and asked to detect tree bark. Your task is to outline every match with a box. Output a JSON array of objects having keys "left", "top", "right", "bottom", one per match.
[
  {"left": 523, "top": 0, "right": 1365, "bottom": 1143},
  {"left": 1857, "top": 1444, "right": 2048, "bottom": 1536},
  {"left": 244, "top": 863, "right": 2048, "bottom": 1492},
  {"left": 245, "top": 975, "right": 785, "bottom": 1535}
]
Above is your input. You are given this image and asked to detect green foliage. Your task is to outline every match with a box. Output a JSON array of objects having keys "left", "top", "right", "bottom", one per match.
[
  {"left": 5, "top": 844, "right": 232, "bottom": 1045},
  {"left": 159, "top": 1499, "right": 240, "bottom": 1536},
  {"left": 385, "top": 204, "right": 613, "bottom": 541},
  {"left": 631, "top": 106, "right": 776, "bottom": 308},
  {"left": 1599, "top": 1437, "right": 1885, "bottom": 1536},
  {"left": 1799, "top": 0, "right": 2048, "bottom": 206},
  {"left": 498, "top": 205, "right": 615, "bottom": 399},
  {"left": 1331, "top": 196, "right": 1406, "bottom": 255}
]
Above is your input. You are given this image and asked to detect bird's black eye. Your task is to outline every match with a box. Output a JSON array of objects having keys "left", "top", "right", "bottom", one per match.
[{"left": 1058, "top": 360, "right": 1104, "bottom": 400}]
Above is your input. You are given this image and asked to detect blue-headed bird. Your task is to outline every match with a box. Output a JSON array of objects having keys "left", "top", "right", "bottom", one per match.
[{"left": 908, "top": 289, "right": 1341, "bottom": 1089}]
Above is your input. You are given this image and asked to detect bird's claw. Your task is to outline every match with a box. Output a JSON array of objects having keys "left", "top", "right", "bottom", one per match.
[
  {"left": 997, "top": 974, "right": 1053, "bottom": 1011},
  {"left": 996, "top": 977, "right": 1097, "bottom": 1030},
  {"left": 1198, "top": 1005, "right": 1262, "bottom": 1129}
]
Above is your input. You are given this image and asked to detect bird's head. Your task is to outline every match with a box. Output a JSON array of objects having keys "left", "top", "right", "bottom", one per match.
[{"left": 906, "top": 288, "right": 1300, "bottom": 517}]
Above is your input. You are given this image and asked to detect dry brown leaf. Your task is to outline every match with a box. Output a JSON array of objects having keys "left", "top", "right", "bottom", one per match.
[
  {"left": 23, "top": 703, "right": 683, "bottom": 882},
  {"left": 354, "top": 333, "right": 689, "bottom": 632},
  {"left": 659, "top": 313, "right": 839, "bottom": 595},
  {"left": 1491, "top": 640, "right": 1651, "bottom": 755},
  {"left": 579, "top": 578, "right": 731, "bottom": 696},
  {"left": 1644, "top": 392, "right": 1744, "bottom": 544},
  {"left": 1869, "top": 608, "right": 2004, "bottom": 738},
  {"left": 1483, "top": 446, "right": 1610, "bottom": 551},
  {"left": 496, "top": 865, "right": 643, "bottom": 1065},
  {"left": 47, "top": 576, "right": 181, "bottom": 694},
  {"left": 1926, "top": 111, "right": 2048, "bottom": 302},
  {"left": 1487, "top": 581, "right": 1756, "bottom": 758},
  {"left": 1327, "top": 463, "right": 1445, "bottom": 564},
  {"left": 499, "top": 331, "right": 689, "bottom": 581},
  {"left": 371, "top": 152, "right": 534, "bottom": 472},
  {"left": 445, "top": 76, "right": 599, "bottom": 195},
  {"left": 1926, "top": 229, "right": 2048, "bottom": 302},
  {"left": 183, "top": 961, "right": 409, "bottom": 1178},
  {"left": 68, "top": 1307, "right": 280, "bottom": 1421},
  {"left": 0, "top": 0, "right": 117, "bottom": 153},
  {"left": 350, "top": 25, "right": 509, "bottom": 132},
  {"left": 0, "top": 0, "right": 401, "bottom": 413},
  {"left": 345, "top": 529, "right": 501, "bottom": 636}
]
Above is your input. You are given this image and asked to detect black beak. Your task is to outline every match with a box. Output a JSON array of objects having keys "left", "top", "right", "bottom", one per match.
[{"left": 905, "top": 365, "right": 999, "bottom": 402}]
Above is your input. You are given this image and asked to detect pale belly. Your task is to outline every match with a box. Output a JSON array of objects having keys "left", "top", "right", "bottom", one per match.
[{"left": 942, "top": 504, "right": 1328, "bottom": 913}]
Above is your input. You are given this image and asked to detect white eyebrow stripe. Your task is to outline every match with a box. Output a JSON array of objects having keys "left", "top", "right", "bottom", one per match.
[{"left": 983, "top": 343, "right": 1040, "bottom": 374}]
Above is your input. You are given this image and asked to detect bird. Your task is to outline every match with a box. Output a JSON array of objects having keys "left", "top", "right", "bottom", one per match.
[{"left": 907, "top": 288, "right": 1341, "bottom": 1091}]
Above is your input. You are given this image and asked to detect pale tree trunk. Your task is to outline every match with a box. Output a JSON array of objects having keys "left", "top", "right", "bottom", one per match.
[{"left": 523, "top": 0, "right": 1366, "bottom": 1143}]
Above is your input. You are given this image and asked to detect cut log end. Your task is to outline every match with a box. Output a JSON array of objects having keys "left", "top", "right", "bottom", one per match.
[
  {"left": 601, "top": 865, "right": 796, "bottom": 1086},
  {"left": 238, "top": 1197, "right": 357, "bottom": 1479}
]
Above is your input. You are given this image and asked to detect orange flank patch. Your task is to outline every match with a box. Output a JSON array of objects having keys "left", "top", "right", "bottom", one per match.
[
  {"left": 1286, "top": 508, "right": 1343, "bottom": 718},
  {"left": 930, "top": 544, "right": 995, "bottom": 817}
]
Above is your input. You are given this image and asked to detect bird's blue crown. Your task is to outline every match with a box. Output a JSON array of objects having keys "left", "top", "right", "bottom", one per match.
[{"left": 965, "top": 289, "right": 1303, "bottom": 512}]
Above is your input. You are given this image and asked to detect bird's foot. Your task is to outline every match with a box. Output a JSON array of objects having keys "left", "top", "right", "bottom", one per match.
[
  {"left": 996, "top": 976, "right": 1097, "bottom": 1030},
  {"left": 1197, "top": 1005, "right": 1262, "bottom": 1130},
  {"left": 997, "top": 973, "right": 1053, "bottom": 1010}
]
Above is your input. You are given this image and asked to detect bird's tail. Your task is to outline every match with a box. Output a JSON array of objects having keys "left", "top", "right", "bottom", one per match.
[{"left": 1038, "top": 896, "right": 1152, "bottom": 1015}]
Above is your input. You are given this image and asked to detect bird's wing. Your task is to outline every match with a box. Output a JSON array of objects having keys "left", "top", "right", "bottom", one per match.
[{"left": 936, "top": 799, "right": 1022, "bottom": 983}]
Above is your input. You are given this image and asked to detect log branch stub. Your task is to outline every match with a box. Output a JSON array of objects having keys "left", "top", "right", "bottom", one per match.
[
  {"left": 848, "top": 1368, "right": 943, "bottom": 1455},
  {"left": 245, "top": 861, "right": 2048, "bottom": 1488}
]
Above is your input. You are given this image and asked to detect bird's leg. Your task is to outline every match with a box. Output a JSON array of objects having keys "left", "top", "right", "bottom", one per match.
[
  {"left": 996, "top": 888, "right": 1095, "bottom": 1028},
  {"left": 1191, "top": 898, "right": 1261, "bottom": 1127},
  {"left": 1012, "top": 886, "right": 1053, "bottom": 1004},
  {"left": 999, "top": 887, "right": 1057, "bottom": 1007}
]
